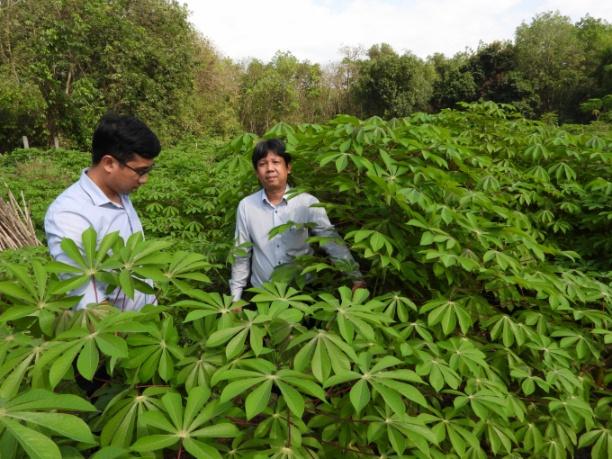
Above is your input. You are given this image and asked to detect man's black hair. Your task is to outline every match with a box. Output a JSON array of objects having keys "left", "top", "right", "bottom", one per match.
[
  {"left": 91, "top": 113, "right": 161, "bottom": 164},
  {"left": 252, "top": 138, "right": 292, "bottom": 169}
]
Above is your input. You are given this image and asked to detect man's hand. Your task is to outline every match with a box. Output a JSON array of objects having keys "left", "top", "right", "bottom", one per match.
[{"left": 351, "top": 279, "right": 367, "bottom": 292}]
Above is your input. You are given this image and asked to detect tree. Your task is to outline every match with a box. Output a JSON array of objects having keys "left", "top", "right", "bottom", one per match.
[
  {"left": 0, "top": 0, "right": 202, "bottom": 149},
  {"left": 353, "top": 44, "right": 434, "bottom": 118},
  {"left": 576, "top": 16, "right": 612, "bottom": 94},
  {"left": 515, "top": 11, "right": 589, "bottom": 120},
  {"left": 238, "top": 52, "right": 329, "bottom": 134},
  {"left": 429, "top": 52, "right": 477, "bottom": 111}
]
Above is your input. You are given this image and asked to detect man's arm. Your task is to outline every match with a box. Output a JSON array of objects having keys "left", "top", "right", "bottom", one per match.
[
  {"left": 308, "top": 200, "right": 363, "bottom": 281},
  {"left": 44, "top": 207, "right": 107, "bottom": 308},
  {"left": 229, "top": 201, "right": 252, "bottom": 301}
]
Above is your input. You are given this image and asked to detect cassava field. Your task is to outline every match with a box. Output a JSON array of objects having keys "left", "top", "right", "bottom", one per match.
[{"left": 0, "top": 102, "right": 610, "bottom": 459}]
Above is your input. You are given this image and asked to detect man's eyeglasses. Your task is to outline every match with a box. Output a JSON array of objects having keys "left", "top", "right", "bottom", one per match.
[{"left": 115, "top": 158, "right": 155, "bottom": 177}]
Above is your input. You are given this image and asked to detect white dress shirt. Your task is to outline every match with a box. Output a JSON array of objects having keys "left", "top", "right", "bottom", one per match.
[
  {"left": 230, "top": 187, "right": 358, "bottom": 300},
  {"left": 44, "top": 169, "right": 154, "bottom": 310}
]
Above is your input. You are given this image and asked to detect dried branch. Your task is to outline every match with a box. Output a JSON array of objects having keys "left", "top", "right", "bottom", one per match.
[{"left": 0, "top": 184, "right": 41, "bottom": 250}]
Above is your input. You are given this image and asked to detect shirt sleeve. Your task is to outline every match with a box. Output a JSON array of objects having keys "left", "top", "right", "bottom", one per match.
[
  {"left": 229, "top": 201, "right": 252, "bottom": 301},
  {"left": 308, "top": 199, "right": 362, "bottom": 278},
  {"left": 44, "top": 206, "right": 108, "bottom": 309}
]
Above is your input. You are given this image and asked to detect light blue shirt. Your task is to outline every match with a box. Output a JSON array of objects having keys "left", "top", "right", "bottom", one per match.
[
  {"left": 230, "top": 187, "right": 358, "bottom": 300},
  {"left": 44, "top": 169, "right": 154, "bottom": 310}
]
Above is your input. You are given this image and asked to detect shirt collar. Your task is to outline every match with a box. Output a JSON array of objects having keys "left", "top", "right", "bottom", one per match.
[
  {"left": 78, "top": 168, "right": 123, "bottom": 207},
  {"left": 260, "top": 185, "right": 290, "bottom": 207}
]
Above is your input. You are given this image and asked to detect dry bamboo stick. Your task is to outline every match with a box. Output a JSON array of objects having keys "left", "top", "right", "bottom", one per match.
[{"left": 0, "top": 184, "right": 42, "bottom": 250}]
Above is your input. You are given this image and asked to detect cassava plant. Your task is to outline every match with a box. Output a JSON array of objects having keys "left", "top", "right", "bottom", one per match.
[{"left": 0, "top": 101, "right": 609, "bottom": 458}]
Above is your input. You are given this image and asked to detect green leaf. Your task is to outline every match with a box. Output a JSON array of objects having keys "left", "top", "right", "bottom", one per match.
[
  {"left": 9, "top": 412, "right": 95, "bottom": 443},
  {"left": 60, "top": 238, "right": 87, "bottom": 268},
  {"left": 0, "top": 282, "right": 34, "bottom": 303},
  {"left": 184, "top": 386, "right": 210, "bottom": 429},
  {"left": 130, "top": 434, "right": 178, "bottom": 452},
  {"left": 161, "top": 392, "right": 184, "bottom": 429},
  {"left": 49, "top": 342, "right": 84, "bottom": 388},
  {"left": 8, "top": 390, "right": 96, "bottom": 412},
  {"left": 141, "top": 411, "right": 175, "bottom": 432},
  {"left": 2, "top": 417, "right": 62, "bottom": 459},
  {"left": 276, "top": 381, "right": 305, "bottom": 418},
  {"left": 311, "top": 341, "right": 331, "bottom": 382},
  {"left": 206, "top": 326, "right": 243, "bottom": 347},
  {"left": 191, "top": 423, "right": 239, "bottom": 438},
  {"left": 77, "top": 339, "right": 99, "bottom": 381},
  {"left": 0, "top": 353, "right": 34, "bottom": 399},
  {"left": 95, "top": 334, "right": 128, "bottom": 359},
  {"left": 245, "top": 379, "right": 273, "bottom": 420},
  {"left": 183, "top": 438, "right": 223, "bottom": 459},
  {"left": 219, "top": 378, "right": 264, "bottom": 404},
  {"left": 349, "top": 379, "right": 370, "bottom": 414},
  {"left": 225, "top": 328, "right": 248, "bottom": 359}
]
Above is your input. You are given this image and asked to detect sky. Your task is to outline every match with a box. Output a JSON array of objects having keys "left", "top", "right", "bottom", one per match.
[{"left": 183, "top": 1, "right": 612, "bottom": 65}]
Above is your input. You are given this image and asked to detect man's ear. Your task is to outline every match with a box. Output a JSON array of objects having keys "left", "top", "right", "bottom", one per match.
[
  {"left": 288, "top": 163, "right": 292, "bottom": 174},
  {"left": 100, "top": 155, "right": 116, "bottom": 173}
]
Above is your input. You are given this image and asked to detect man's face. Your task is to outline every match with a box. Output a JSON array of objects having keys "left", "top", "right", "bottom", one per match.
[
  {"left": 108, "top": 154, "right": 155, "bottom": 195},
  {"left": 255, "top": 151, "right": 291, "bottom": 191}
]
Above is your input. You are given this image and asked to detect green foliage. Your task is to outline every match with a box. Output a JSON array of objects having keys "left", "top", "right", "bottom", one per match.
[
  {"left": 1, "top": 103, "right": 610, "bottom": 457},
  {"left": 238, "top": 52, "right": 333, "bottom": 134},
  {"left": 515, "top": 12, "right": 591, "bottom": 120},
  {"left": 0, "top": 0, "right": 215, "bottom": 149},
  {"left": 353, "top": 44, "right": 435, "bottom": 118}
]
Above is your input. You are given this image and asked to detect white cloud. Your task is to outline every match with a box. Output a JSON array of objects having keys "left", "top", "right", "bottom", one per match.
[{"left": 184, "top": 0, "right": 612, "bottom": 63}]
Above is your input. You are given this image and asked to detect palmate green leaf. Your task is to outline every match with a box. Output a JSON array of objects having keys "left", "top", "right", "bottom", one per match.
[
  {"left": 0, "top": 352, "right": 35, "bottom": 400},
  {"left": 349, "top": 379, "right": 370, "bottom": 414},
  {"left": 76, "top": 338, "right": 99, "bottom": 381},
  {"left": 323, "top": 370, "right": 361, "bottom": 387},
  {"left": 99, "top": 402, "right": 139, "bottom": 448},
  {"left": 7, "top": 390, "right": 96, "bottom": 412},
  {"left": 97, "top": 387, "right": 165, "bottom": 448},
  {"left": 375, "top": 378, "right": 428, "bottom": 408},
  {"left": 226, "top": 328, "right": 248, "bottom": 359},
  {"left": 156, "top": 349, "right": 172, "bottom": 382},
  {"left": 291, "top": 329, "right": 356, "bottom": 382},
  {"left": 178, "top": 386, "right": 207, "bottom": 426},
  {"left": 118, "top": 270, "right": 134, "bottom": 299},
  {"left": 140, "top": 410, "right": 176, "bottom": 432},
  {"left": 89, "top": 447, "right": 129, "bottom": 459},
  {"left": 485, "top": 420, "right": 515, "bottom": 455},
  {"left": 279, "top": 375, "right": 327, "bottom": 402},
  {"left": 245, "top": 379, "right": 273, "bottom": 420},
  {"left": 161, "top": 391, "right": 184, "bottom": 429},
  {"left": 276, "top": 381, "right": 305, "bottom": 418},
  {"left": 311, "top": 338, "right": 331, "bottom": 382},
  {"left": 1, "top": 417, "right": 62, "bottom": 459},
  {"left": 95, "top": 333, "right": 129, "bottom": 359},
  {"left": 579, "top": 428, "right": 612, "bottom": 459},
  {"left": 49, "top": 341, "right": 84, "bottom": 387},
  {"left": 8, "top": 412, "right": 95, "bottom": 443},
  {"left": 59, "top": 238, "right": 87, "bottom": 269},
  {"left": 0, "top": 282, "right": 35, "bottom": 303},
  {"left": 183, "top": 438, "right": 223, "bottom": 459},
  {"left": 206, "top": 325, "right": 245, "bottom": 347},
  {"left": 219, "top": 377, "right": 265, "bottom": 403},
  {"left": 130, "top": 434, "right": 177, "bottom": 452}
]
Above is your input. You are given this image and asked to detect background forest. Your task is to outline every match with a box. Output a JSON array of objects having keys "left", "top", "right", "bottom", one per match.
[{"left": 1, "top": 0, "right": 611, "bottom": 151}]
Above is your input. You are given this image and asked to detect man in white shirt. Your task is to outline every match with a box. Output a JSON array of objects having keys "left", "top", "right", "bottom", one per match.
[
  {"left": 230, "top": 139, "right": 364, "bottom": 301},
  {"left": 44, "top": 114, "right": 159, "bottom": 310}
]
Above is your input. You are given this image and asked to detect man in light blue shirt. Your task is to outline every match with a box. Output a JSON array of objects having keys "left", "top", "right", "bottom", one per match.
[
  {"left": 230, "top": 139, "right": 364, "bottom": 301},
  {"left": 44, "top": 114, "right": 159, "bottom": 311}
]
